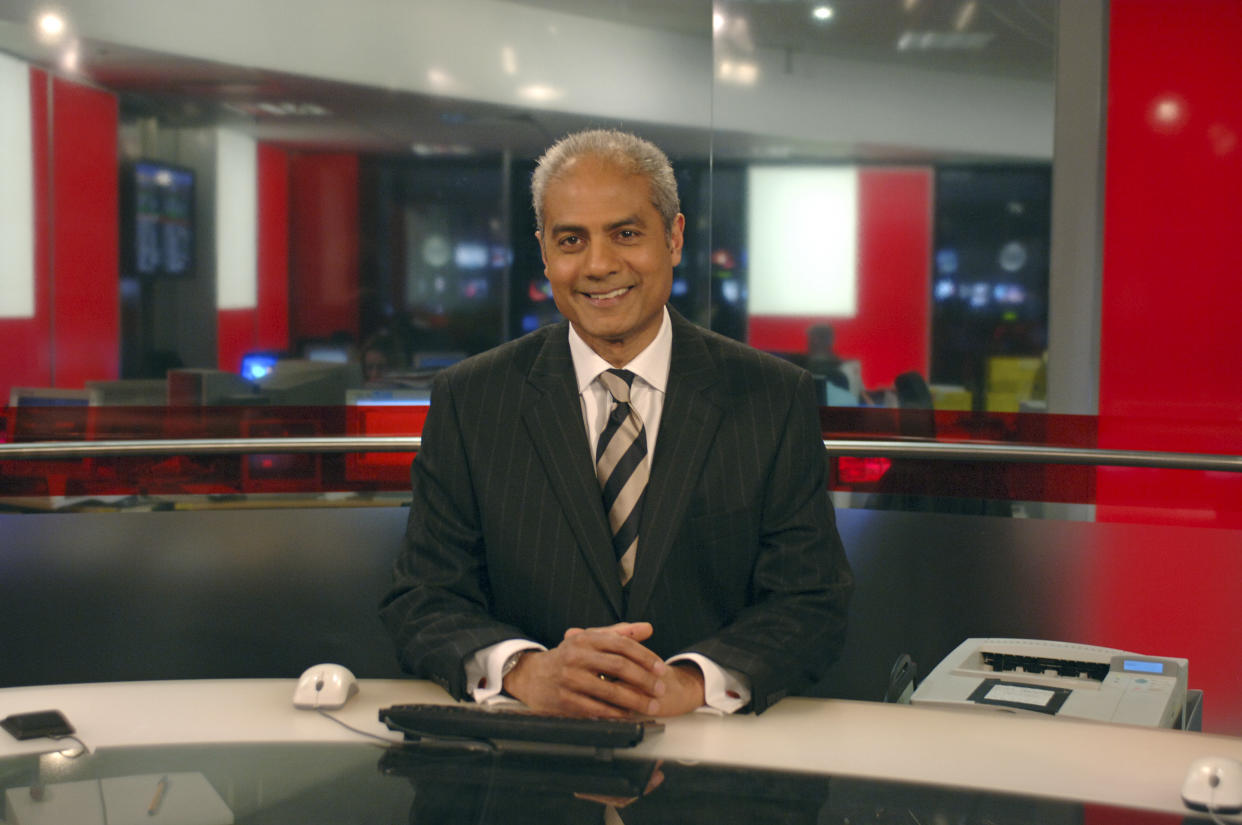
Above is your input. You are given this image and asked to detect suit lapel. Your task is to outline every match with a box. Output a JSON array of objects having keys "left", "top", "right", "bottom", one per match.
[
  {"left": 626, "top": 312, "right": 725, "bottom": 619},
  {"left": 520, "top": 325, "right": 625, "bottom": 616}
]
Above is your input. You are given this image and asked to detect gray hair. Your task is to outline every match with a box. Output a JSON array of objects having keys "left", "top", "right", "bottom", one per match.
[{"left": 531, "top": 129, "right": 680, "bottom": 234}]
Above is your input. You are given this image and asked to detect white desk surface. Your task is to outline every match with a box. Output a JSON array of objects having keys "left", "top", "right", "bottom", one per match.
[{"left": 3, "top": 679, "right": 1241, "bottom": 815}]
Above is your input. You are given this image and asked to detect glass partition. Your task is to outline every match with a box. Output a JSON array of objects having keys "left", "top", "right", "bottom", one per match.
[{"left": 1, "top": 0, "right": 1067, "bottom": 498}]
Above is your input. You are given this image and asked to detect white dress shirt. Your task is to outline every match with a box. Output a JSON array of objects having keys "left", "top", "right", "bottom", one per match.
[{"left": 466, "top": 308, "right": 749, "bottom": 713}]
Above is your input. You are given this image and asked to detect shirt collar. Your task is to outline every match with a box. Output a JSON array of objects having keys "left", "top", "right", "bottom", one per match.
[{"left": 568, "top": 306, "right": 672, "bottom": 395}]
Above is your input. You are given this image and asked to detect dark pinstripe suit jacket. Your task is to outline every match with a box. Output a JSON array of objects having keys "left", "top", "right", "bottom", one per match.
[{"left": 380, "top": 309, "right": 853, "bottom": 713}]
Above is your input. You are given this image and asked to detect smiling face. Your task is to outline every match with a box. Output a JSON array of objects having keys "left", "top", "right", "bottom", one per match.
[{"left": 537, "top": 155, "right": 685, "bottom": 367}]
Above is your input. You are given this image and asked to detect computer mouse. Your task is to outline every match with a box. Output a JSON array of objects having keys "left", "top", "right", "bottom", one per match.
[
  {"left": 1181, "top": 756, "right": 1242, "bottom": 813},
  {"left": 293, "top": 663, "right": 358, "bottom": 710}
]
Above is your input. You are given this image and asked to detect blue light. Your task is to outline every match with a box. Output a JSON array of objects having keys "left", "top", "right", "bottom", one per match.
[
  {"left": 936, "top": 248, "right": 959, "bottom": 275},
  {"left": 1123, "top": 660, "right": 1164, "bottom": 674},
  {"left": 240, "top": 354, "right": 278, "bottom": 381}
]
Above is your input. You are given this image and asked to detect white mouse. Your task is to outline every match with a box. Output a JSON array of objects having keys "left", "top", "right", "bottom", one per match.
[
  {"left": 293, "top": 663, "right": 358, "bottom": 709},
  {"left": 1182, "top": 756, "right": 1242, "bottom": 813}
]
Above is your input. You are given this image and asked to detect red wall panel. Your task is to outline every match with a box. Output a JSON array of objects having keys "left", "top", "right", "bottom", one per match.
[
  {"left": 216, "top": 309, "right": 255, "bottom": 375},
  {"left": 289, "top": 153, "right": 359, "bottom": 343},
  {"left": 1091, "top": 0, "right": 1242, "bottom": 734},
  {"left": 0, "top": 68, "right": 117, "bottom": 403},
  {"left": 1098, "top": 0, "right": 1242, "bottom": 527},
  {"left": 747, "top": 167, "right": 932, "bottom": 390},
  {"left": 51, "top": 77, "right": 119, "bottom": 389},
  {"left": 256, "top": 144, "right": 290, "bottom": 351}
]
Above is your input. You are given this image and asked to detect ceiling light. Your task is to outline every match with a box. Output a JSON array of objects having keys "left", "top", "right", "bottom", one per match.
[
  {"left": 895, "top": 29, "right": 993, "bottom": 51},
  {"left": 811, "top": 5, "right": 834, "bottom": 22},
  {"left": 518, "top": 84, "right": 562, "bottom": 102},
  {"left": 500, "top": 46, "right": 518, "bottom": 76},
  {"left": 717, "top": 60, "right": 759, "bottom": 86},
  {"left": 427, "top": 67, "right": 454, "bottom": 90},
  {"left": 224, "top": 101, "right": 331, "bottom": 117},
  {"left": 1153, "top": 98, "right": 1181, "bottom": 123},
  {"left": 410, "top": 143, "right": 473, "bottom": 157},
  {"left": 713, "top": 12, "right": 726, "bottom": 34},
  {"left": 954, "top": 0, "right": 977, "bottom": 31},
  {"left": 37, "top": 11, "right": 65, "bottom": 38},
  {"left": 1148, "top": 95, "right": 1188, "bottom": 132}
]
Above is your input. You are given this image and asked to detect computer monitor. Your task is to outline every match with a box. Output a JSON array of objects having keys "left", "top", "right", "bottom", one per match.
[
  {"left": 837, "top": 359, "right": 864, "bottom": 399},
  {"left": 121, "top": 159, "right": 196, "bottom": 279},
  {"left": 412, "top": 352, "right": 466, "bottom": 370},
  {"left": 167, "top": 369, "right": 258, "bottom": 406},
  {"left": 240, "top": 352, "right": 283, "bottom": 382},
  {"left": 6, "top": 387, "right": 99, "bottom": 442},
  {"left": 81, "top": 380, "right": 169, "bottom": 440},
  {"left": 8, "top": 387, "right": 99, "bottom": 408},
  {"left": 301, "top": 340, "right": 353, "bottom": 364},
  {"left": 85, "top": 379, "right": 168, "bottom": 406},
  {"left": 256, "top": 360, "right": 362, "bottom": 406},
  {"left": 346, "top": 388, "right": 431, "bottom": 406}
]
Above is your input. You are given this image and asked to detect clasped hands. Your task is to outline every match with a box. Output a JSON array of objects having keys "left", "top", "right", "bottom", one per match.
[{"left": 501, "top": 621, "right": 705, "bottom": 718}]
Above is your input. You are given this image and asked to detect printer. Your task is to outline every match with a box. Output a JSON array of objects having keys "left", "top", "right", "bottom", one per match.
[{"left": 911, "top": 638, "right": 1188, "bottom": 728}]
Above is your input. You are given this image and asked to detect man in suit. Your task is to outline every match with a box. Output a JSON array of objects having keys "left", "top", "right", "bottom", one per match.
[{"left": 381, "top": 129, "right": 852, "bottom": 718}]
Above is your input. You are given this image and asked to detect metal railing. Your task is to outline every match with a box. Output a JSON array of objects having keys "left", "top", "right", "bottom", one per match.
[{"left": 1, "top": 437, "right": 1240, "bottom": 473}]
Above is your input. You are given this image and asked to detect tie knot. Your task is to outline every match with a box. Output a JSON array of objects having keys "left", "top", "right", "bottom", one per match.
[{"left": 598, "top": 369, "right": 635, "bottom": 404}]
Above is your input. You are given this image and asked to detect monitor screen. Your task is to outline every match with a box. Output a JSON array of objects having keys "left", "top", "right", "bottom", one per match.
[
  {"left": 122, "top": 160, "right": 196, "bottom": 279},
  {"left": 240, "top": 353, "right": 282, "bottom": 382},
  {"left": 7, "top": 387, "right": 99, "bottom": 442}
]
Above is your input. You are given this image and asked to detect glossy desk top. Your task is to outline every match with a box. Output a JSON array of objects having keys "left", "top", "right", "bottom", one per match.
[{"left": 2, "top": 679, "right": 1240, "bottom": 816}]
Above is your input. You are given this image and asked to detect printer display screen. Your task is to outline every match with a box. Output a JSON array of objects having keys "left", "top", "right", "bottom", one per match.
[{"left": 1122, "top": 660, "right": 1166, "bottom": 675}]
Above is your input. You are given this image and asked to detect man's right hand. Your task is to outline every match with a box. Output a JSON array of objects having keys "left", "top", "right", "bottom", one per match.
[{"left": 502, "top": 621, "right": 669, "bottom": 717}]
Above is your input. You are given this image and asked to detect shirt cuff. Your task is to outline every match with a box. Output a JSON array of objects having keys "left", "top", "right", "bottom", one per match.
[
  {"left": 667, "top": 652, "right": 750, "bottom": 715},
  {"left": 464, "top": 639, "right": 546, "bottom": 704}
]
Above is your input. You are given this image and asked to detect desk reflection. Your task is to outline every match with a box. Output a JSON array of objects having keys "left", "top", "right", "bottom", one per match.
[{"left": 381, "top": 744, "right": 829, "bottom": 824}]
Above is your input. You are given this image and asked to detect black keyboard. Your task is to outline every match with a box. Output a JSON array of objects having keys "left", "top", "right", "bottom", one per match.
[{"left": 379, "top": 703, "right": 662, "bottom": 749}]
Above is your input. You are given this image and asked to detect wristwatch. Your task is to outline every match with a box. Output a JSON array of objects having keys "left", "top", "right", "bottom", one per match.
[{"left": 500, "top": 649, "right": 531, "bottom": 682}]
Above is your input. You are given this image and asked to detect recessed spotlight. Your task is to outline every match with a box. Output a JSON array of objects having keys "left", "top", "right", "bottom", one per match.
[
  {"left": 812, "top": 5, "right": 834, "bottom": 22},
  {"left": 37, "top": 11, "right": 65, "bottom": 38},
  {"left": 717, "top": 60, "right": 759, "bottom": 85},
  {"left": 427, "top": 67, "right": 454, "bottom": 90},
  {"left": 518, "top": 84, "right": 563, "bottom": 102}
]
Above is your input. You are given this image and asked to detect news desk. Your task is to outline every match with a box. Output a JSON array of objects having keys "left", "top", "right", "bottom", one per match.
[{"left": 2, "top": 679, "right": 1239, "bottom": 823}]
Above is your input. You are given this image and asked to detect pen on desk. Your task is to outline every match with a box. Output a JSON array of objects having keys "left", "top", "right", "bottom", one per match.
[{"left": 147, "top": 775, "right": 168, "bottom": 817}]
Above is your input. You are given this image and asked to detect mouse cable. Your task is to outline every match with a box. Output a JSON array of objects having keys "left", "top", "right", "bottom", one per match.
[
  {"left": 314, "top": 708, "right": 404, "bottom": 746},
  {"left": 1204, "top": 779, "right": 1242, "bottom": 825},
  {"left": 48, "top": 734, "right": 90, "bottom": 758}
]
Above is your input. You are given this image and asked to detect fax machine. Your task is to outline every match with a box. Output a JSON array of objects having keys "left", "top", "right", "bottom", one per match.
[{"left": 911, "top": 638, "right": 1188, "bottom": 728}]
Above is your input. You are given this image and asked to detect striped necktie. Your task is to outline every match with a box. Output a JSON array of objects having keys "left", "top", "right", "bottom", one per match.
[{"left": 595, "top": 369, "right": 648, "bottom": 586}]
